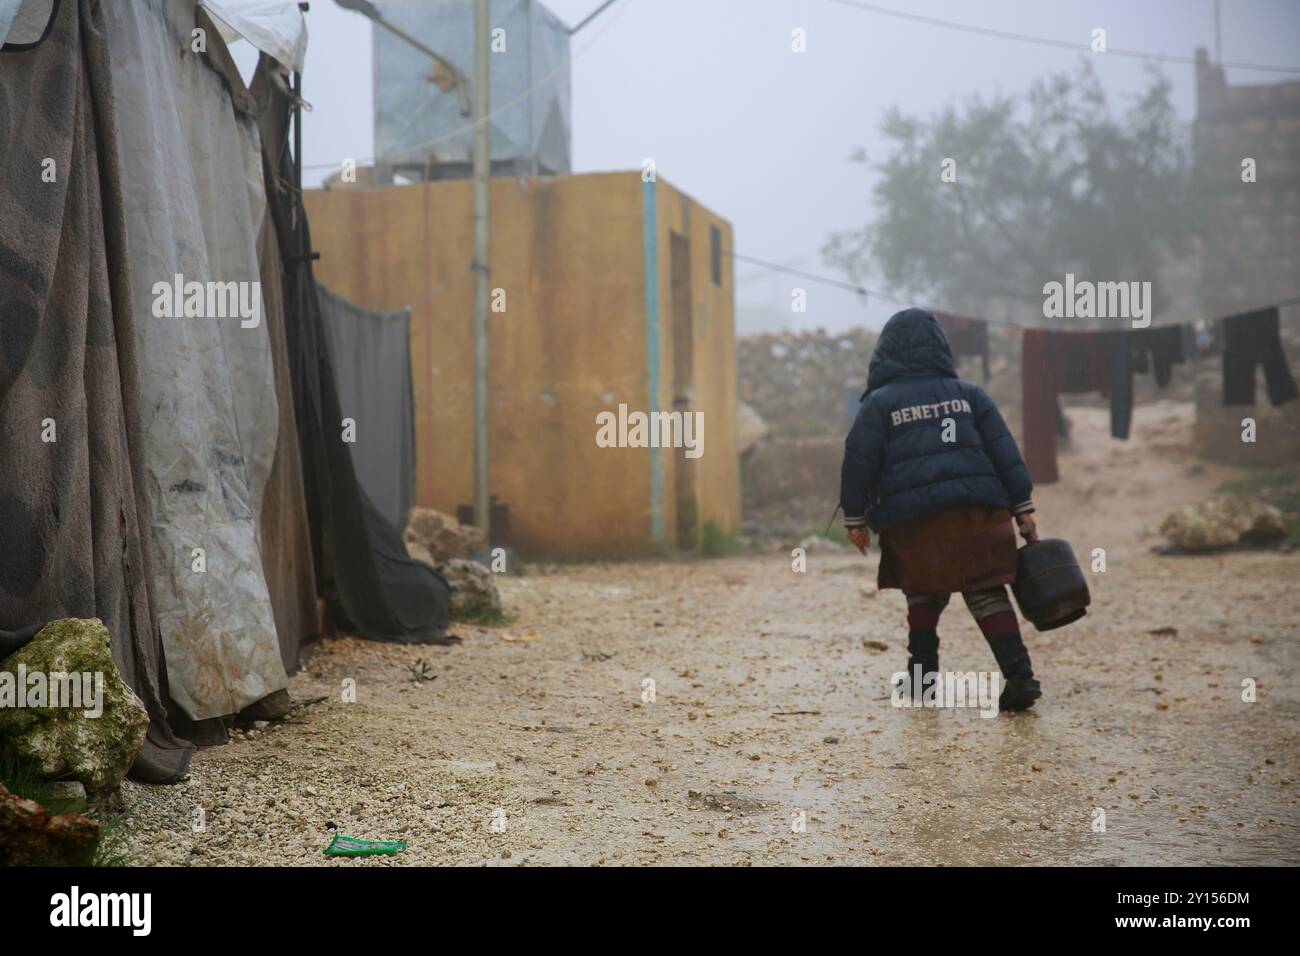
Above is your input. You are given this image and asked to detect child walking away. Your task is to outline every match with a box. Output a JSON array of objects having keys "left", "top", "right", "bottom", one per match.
[{"left": 840, "top": 308, "right": 1042, "bottom": 712}]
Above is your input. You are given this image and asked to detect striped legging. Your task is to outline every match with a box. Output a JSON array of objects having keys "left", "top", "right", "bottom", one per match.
[{"left": 905, "top": 586, "right": 1013, "bottom": 622}]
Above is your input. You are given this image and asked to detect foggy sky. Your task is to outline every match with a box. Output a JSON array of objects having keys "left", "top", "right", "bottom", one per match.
[{"left": 271, "top": 0, "right": 1300, "bottom": 333}]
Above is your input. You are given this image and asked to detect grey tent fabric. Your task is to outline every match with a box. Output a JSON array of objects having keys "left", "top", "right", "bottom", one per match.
[
  {"left": 257, "top": 216, "right": 321, "bottom": 675},
  {"left": 255, "top": 62, "right": 451, "bottom": 644},
  {"left": 317, "top": 283, "right": 418, "bottom": 530},
  {"left": 0, "top": 0, "right": 194, "bottom": 782},
  {"left": 200, "top": 2, "right": 321, "bottom": 676},
  {"left": 103, "top": 0, "right": 288, "bottom": 721}
]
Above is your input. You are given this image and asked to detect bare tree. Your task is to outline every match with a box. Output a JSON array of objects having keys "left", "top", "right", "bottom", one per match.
[{"left": 825, "top": 62, "right": 1194, "bottom": 322}]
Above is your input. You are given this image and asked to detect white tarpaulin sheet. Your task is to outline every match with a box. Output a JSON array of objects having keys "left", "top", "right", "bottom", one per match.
[
  {"left": 0, "top": 0, "right": 51, "bottom": 48},
  {"left": 105, "top": 0, "right": 287, "bottom": 720},
  {"left": 0, "top": 0, "right": 20, "bottom": 48},
  {"left": 201, "top": 0, "right": 307, "bottom": 72}
]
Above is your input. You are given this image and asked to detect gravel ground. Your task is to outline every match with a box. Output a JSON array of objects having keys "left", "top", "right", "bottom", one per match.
[{"left": 119, "top": 404, "right": 1300, "bottom": 865}]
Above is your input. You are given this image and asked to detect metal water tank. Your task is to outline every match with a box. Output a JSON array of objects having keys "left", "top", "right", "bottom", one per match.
[{"left": 372, "top": 0, "right": 572, "bottom": 178}]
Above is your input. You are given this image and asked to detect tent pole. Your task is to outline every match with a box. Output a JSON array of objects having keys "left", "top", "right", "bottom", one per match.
[
  {"left": 292, "top": 75, "right": 302, "bottom": 195},
  {"left": 293, "top": 4, "right": 308, "bottom": 194}
]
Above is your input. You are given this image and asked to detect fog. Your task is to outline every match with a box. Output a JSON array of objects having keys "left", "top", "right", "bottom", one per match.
[{"left": 273, "top": 0, "right": 1300, "bottom": 332}]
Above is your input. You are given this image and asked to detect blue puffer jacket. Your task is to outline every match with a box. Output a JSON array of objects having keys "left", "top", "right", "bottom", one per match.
[{"left": 840, "top": 308, "right": 1033, "bottom": 531}]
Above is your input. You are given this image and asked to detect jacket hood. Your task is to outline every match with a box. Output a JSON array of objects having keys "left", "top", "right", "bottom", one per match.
[{"left": 865, "top": 307, "right": 957, "bottom": 394}]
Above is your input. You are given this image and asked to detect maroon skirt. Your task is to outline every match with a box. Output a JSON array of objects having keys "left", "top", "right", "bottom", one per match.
[{"left": 877, "top": 506, "right": 1018, "bottom": 593}]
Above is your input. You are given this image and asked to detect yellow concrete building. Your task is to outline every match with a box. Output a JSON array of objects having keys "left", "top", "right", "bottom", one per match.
[{"left": 304, "top": 171, "right": 739, "bottom": 558}]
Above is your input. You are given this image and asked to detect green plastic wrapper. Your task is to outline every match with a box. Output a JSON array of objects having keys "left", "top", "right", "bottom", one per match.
[{"left": 323, "top": 834, "right": 408, "bottom": 857}]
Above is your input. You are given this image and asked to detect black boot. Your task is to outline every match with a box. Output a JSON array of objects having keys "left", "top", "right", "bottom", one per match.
[
  {"left": 982, "top": 628, "right": 1040, "bottom": 712},
  {"left": 904, "top": 629, "right": 939, "bottom": 701},
  {"left": 999, "top": 676, "right": 1042, "bottom": 712},
  {"left": 983, "top": 629, "right": 1033, "bottom": 678}
]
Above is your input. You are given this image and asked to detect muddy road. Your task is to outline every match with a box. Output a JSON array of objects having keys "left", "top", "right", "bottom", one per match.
[{"left": 124, "top": 404, "right": 1300, "bottom": 865}]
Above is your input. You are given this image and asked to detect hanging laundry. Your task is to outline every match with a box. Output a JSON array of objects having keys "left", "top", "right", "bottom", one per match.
[
  {"left": 934, "top": 311, "right": 990, "bottom": 381},
  {"left": 1021, "top": 330, "right": 1059, "bottom": 484},
  {"left": 1021, "top": 329, "right": 1134, "bottom": 484},
  {"left": 1222, "top": 307, "right": 1299, "bottom": 406},
  {"left": 1057, "top": 330, "right": 1109, "bottom": 393},
  {"left": 1130, "top": 325, "right": 1186, "bottom": 388},
  {"left": 1107, "top": 330, "right": 1133, "bottom": 440},
  {"left": 1054, "top": 330, "right": 1132, "bottom": 440}
]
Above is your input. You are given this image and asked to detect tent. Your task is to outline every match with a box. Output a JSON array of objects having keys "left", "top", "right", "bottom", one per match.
[
  {"left": 253, "top": 63, "right": 453, "bottom": 646},
  {"left": 0, "top": 0, "right": 450, "bottom": 783},
  {"left": 106, "top": 0, "right": 292, "bottom": 725}
]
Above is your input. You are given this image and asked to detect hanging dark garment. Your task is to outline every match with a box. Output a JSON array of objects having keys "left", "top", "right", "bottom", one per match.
[
  {"left": 1130, "top": 325, "right": 1186, "bottom": 388},
  {"left": 0, "top": 0, "right": 193, "bottom": 782},
  {"left": 934, "top": 311, "right": 990, "bottom": 381},
  {"left": 251, "top": 60, "right": 452, "bottom": 643},
  {"left": 1021, "top": 330, "right": 1059, "bottom": 484},
  {"left": 317, "top": 283, "right": 417, "bottom": 531},
  {"left": 1022, "top": 329, "right": 1133, "bottom": 484},
  {"left": 1057, "top": 331, "right": 1109, "bottom": 393},
  {"left": 1222, "top": 307, "right": 1299, "bottom": 407},
  {"left": 1049, "top": 330, "right": 1131, "bottom": 438},
  {"left": 1106, "top": 330, "right": 1133, "bottom": 440}
]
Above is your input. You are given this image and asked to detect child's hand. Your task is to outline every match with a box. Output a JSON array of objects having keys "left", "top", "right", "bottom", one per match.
[
  {"left": 1016, "top": 514, "right": 1039, "bottom": 543},
  {"left": 847, "top": 527, "right": 870, "bottom": 554}
]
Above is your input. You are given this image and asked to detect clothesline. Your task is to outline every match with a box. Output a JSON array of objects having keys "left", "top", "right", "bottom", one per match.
[
  {"left": 403, "top": 246, "right": 1300, "bottom": 340},
  {"left": 1017, "top": 302, "right": 1298, "bottom": 485},
  {"left": 923, "top": 293, "right": 1300, "bottom": 333},
  {"left": 410, "top": 250, "right": 1300, "bottom": 344},
  {"left": 728, "top": 250, "right": 1300, "bottom": 333}
]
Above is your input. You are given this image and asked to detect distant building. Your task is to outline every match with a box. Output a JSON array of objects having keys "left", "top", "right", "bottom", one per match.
[
  {"left": 305, "top": 172, "right": 739, "bottom": 558},
  {"left": 1193, "top": 48, "right": 1300, "bottom": 463}
]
